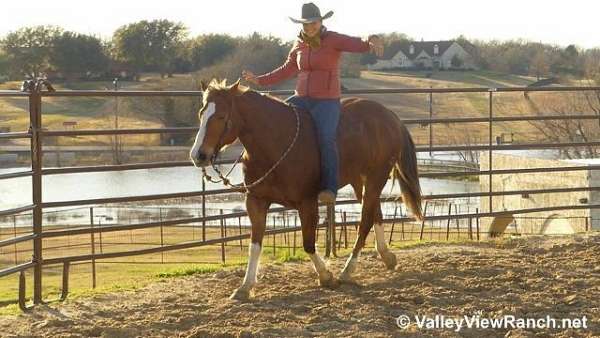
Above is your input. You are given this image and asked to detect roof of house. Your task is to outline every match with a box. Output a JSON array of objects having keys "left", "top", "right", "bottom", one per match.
[{"left": 383, "top": 40, "right": 464, "bottom": 60}]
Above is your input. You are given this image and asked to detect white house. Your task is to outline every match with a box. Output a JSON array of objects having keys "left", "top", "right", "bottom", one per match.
[{"left": 368, "top": 40, "right": 478, "bottom": 71}]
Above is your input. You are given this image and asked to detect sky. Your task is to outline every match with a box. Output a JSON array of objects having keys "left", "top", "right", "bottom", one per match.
[{"left": 0, "top": 0, "right": 598, "bottom": 49}]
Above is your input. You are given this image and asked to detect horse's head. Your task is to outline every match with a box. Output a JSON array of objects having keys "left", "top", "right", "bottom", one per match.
[{"left": 190, "top": 78, "right": 247, "bottom": 167}]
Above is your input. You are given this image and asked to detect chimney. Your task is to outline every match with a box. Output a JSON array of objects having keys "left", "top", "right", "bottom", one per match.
[{"left": 409, "top": 45, "right": 415, "bottom": 55}]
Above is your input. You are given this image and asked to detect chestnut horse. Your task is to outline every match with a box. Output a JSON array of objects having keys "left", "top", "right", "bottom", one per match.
[{"left": 190, "top": 79, "right": 423, "bottom": 300}]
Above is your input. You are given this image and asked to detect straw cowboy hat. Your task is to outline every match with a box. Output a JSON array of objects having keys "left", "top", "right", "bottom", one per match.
[{"left": 289, "top": 2, "right": 334, "bottom": 23}]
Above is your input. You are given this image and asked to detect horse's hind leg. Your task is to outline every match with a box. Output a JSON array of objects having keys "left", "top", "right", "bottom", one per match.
[
  {"left": 230, "top": 195, "right": 270, "bottom": 301},
  {"left": 298, "top": 199, "right": 336, "bottom": 288},
  {"left": 374, "top": 203, "right": 397, "bottom": 270},
  {"left": 339, "top": 172, "right": 388, "bottom": 284}
]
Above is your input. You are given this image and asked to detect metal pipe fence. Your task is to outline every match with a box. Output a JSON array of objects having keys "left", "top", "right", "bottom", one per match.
[{"left": 0, "top": 83, "right": 599, "bottom": 309}]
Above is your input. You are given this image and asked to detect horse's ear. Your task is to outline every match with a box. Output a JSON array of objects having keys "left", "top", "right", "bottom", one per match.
[
  {"left": 199, "top": 80, "right": 208, "bottom": 91},
  {"left": 229, "top": 78, "right": 248, "bottom": 96},
  {"left": 229, "top": 78, "right": 241, "bottom": 90}
]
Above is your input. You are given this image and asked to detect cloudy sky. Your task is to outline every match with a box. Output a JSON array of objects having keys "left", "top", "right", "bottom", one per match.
[{"left": 1, "top": 0, "right": 598, "bottom": 48}]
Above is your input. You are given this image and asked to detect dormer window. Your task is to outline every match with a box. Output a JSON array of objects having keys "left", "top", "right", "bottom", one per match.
[
  {"left": 409, "top": 45, "right": 415, "bottom": 54},
  {"left": 434, "top": 44, "right": 439, "bottom": 55}
]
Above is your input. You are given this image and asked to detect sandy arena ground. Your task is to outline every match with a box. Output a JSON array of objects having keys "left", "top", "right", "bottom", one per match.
[{"left": 1, "top": 234, "right": 599, "bottom": 337}]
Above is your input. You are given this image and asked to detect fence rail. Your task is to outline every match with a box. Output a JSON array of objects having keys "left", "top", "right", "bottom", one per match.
[{"left": 1, "top": 84, "right": 599, "bottom": 308}]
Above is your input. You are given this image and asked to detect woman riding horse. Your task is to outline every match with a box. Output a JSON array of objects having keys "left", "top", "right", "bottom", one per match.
[
  {"left": 243, "top": 2, "right": 384, "bottom": 204},
  {"left": 190, "top": 3, "right": 422, "bottom": 301}
]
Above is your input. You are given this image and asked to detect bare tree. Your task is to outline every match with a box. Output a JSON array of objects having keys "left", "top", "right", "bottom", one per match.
[{"left": 526, "top": 89, "right": 600, "bottom": 159}]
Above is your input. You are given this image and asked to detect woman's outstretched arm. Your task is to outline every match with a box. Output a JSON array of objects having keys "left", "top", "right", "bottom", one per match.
[{"left": 243, "top": 42, "right": 300, "bottom": 86}]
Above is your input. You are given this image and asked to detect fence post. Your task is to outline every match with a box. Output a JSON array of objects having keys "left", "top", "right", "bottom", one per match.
[
  {"left": 29, "top": 88, "right": 43, "bottom": 304},
  {"left": 89, "top": 207, "right": 97, "bottom": 289},
  {"left": 329, "top": 204, "right": 336, "bottom": 257},
  {"left": 202, "top": 178, "right": 206, "bottom": 242},
  {"left": 389, "top": 206, "right": 398, "bottom": 245},
  {"left": 13, "top": 215, "right": 17, "bottom": 265},
  {"left": 284, "top": 212, "right": 291, "bottom": 255},
  {"left": 585, "top": 217, "right": 589, "bottom": 232},
  {"left": 476, "top": 208, "right": 480, "bottom": 241},
  {"left": 454, "top": 204, "right": 460, "bottom": 239},
  {"left": 60, "top": 262, "right": 70, "bottom": 301},
  {"left": 238, "top": 216, "right": 243, "bottom": 253},
  {"left": 159, "top": 208, "right": 164, "bottom": 264},
  {"left": 18, "top": 271, "right": 27, "bottom": 312},
  {"left": 343, "top": 211, "right": 348, "bottom": 249},
  {"left": 446, "top": 203, "right": 452, "bottom": 241},
  {"left": 429, "top": 90, "right": 433, "bottom": 156},
  {"left": 488, "top": 89, "right": 494, "bottom": 214},
  {"left": 468, "top": 217, "right": 473, "bottom": 240},
  {"left": 419, "top": 201, "right": 429, "bottom": 240},
  {"left": 325, "top": 208, "right": 330, "bottom": 257},
  {"left": 293, "top": 215, "right": 297, "bottom": 256},
  {"left": 220, "top": 209, "right": 225, "bottom": 264},
  {"left": 271, "top": 215, "right": 276, "bottom": 259}
]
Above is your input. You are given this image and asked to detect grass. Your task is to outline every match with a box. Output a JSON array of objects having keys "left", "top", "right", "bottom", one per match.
[{"left": 156, "top": 263, "right": 242, "bottom": 278}]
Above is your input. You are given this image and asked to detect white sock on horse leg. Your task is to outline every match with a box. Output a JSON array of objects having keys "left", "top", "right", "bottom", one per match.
[
  {"left": 374, "top": 223, "right": 389, "bottom": 254},
  {"left": 241, "top": 242, "right": 262, "bottom": 288},
  {"left": 309, "top": 252, "right": 330, "bottom": 278},
  {"left": 340, "top": 252, "right": 359, "bottom": 279}
]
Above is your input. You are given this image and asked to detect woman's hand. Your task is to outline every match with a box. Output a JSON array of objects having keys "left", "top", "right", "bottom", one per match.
[
  {"left": 242, "top": 70, "right": 259, "bottom": 85},
  {"left": 368, "top": 35, "right": 384, "bottom": 57}
]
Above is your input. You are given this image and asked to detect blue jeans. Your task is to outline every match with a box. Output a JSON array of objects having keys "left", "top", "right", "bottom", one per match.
[{"left": 285, "top": 95, "right": 341, "bottom": 195}]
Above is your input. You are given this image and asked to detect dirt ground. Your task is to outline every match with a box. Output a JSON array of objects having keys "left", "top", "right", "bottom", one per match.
[{"left": 1, "top": 234, "right": 599, "bottom": 337}]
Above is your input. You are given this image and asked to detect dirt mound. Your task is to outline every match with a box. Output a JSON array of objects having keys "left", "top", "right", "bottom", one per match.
[{"left": 2, "top": 234, "right": 600, "bottom": 337}]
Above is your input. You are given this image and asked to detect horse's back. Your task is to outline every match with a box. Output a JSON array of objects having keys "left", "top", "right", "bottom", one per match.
[
  {"left": 339, "top": 97, "right": 403, "bottom": 144},
  {"left": 337, "top": 97, "right": 406, "bottom": 180}
]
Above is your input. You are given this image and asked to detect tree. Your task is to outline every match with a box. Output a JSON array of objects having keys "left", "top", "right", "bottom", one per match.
[
  {"left": 194, "top": 33, "right": 289, "bottom": 85},
  {"left": 189, "top": 34, "right": 238, "bottom": 70},
  {"left": 0, "top": 50, "right": 9, "bottom": 78},
  {"left": 526, "top": 90, "right": 600, "bottom": 159},
  {"left": 1, "top": 25, "right": 62, "bottom": 78},
  {"left": 50, "top": 32, "right": 109, "bottom": 80},
  {"left": 530, "top": 50, "right": 550, "bottom": 80},
  {"left": 112, "top": 20, "right": 187, "bottom": 79},
  {"left": 584, "top": 49, "right": 600, "bottom": 85}
]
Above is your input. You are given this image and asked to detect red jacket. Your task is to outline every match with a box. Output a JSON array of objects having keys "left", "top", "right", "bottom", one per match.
[{"left": 256, "top": 31, "right": 370, "bottom": 99}]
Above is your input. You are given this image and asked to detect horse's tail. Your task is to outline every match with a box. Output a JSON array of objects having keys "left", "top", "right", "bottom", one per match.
[{"left": 393, "top": 123, "right": 424, "bottom": 221}]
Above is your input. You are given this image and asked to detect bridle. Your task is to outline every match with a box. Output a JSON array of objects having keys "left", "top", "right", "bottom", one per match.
[{"left": 201, "top": 95, "right": 301, "bottom": 193}]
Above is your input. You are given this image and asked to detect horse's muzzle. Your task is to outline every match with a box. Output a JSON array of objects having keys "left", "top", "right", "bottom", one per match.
[{"left": 191, "top": 151, "right": 210, "bottom": 168}]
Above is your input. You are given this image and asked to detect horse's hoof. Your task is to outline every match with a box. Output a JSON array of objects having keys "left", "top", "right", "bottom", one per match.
[
  {"left": 229, "top": 288, "right": 251, "bottom": 301},
  {"left": 381, "top": 251, "right": 397, "bottom": 270},
  {"left": 318, "top": 270, "right": 338, "bottom": 288},
  {"left": 338, "top": 273, "right": 360, "bottom": 286}
]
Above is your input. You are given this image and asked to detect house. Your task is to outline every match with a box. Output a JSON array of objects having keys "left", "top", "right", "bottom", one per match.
[{"left": 368, "top": 40, "right": 478, "bottom": 71}]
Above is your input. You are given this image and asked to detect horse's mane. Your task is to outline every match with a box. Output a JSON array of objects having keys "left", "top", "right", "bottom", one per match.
[{"left": 205, "top": 79, "right": 297, "bottom": 112}]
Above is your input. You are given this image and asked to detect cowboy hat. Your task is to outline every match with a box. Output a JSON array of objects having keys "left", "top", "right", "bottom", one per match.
[{"left": 289, "top": 2, "right": 333, "bottom": 24}]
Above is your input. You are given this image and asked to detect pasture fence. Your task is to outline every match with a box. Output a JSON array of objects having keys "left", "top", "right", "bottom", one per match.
[{"left": 1, "top": 80, "right": 599, "bottom": 309}]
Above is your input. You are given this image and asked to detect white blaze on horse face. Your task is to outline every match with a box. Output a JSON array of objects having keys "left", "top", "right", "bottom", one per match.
[
  {"left": 190, "top": 102, "right": 216, "bottom": 164},
  {"left": 241, "top": 242, "right": 262, "bottom": 288}
]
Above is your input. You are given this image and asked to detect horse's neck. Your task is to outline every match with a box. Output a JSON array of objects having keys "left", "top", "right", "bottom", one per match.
[{"left": 236, "top": 93, "right": 297, "bottom": 162}]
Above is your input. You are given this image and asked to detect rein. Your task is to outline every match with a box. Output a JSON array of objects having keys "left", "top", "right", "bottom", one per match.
[{"left": 201, "top": 98, "right": 301, "bottom": 193}]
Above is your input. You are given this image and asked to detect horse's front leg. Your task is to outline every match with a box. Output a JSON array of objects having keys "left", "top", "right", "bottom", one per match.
[
  {"left": 230, "top": 194, "right": 270, "bottom": 301},
  {"left": 299, "top": 199, "right": 337, "bottom": 288}
]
